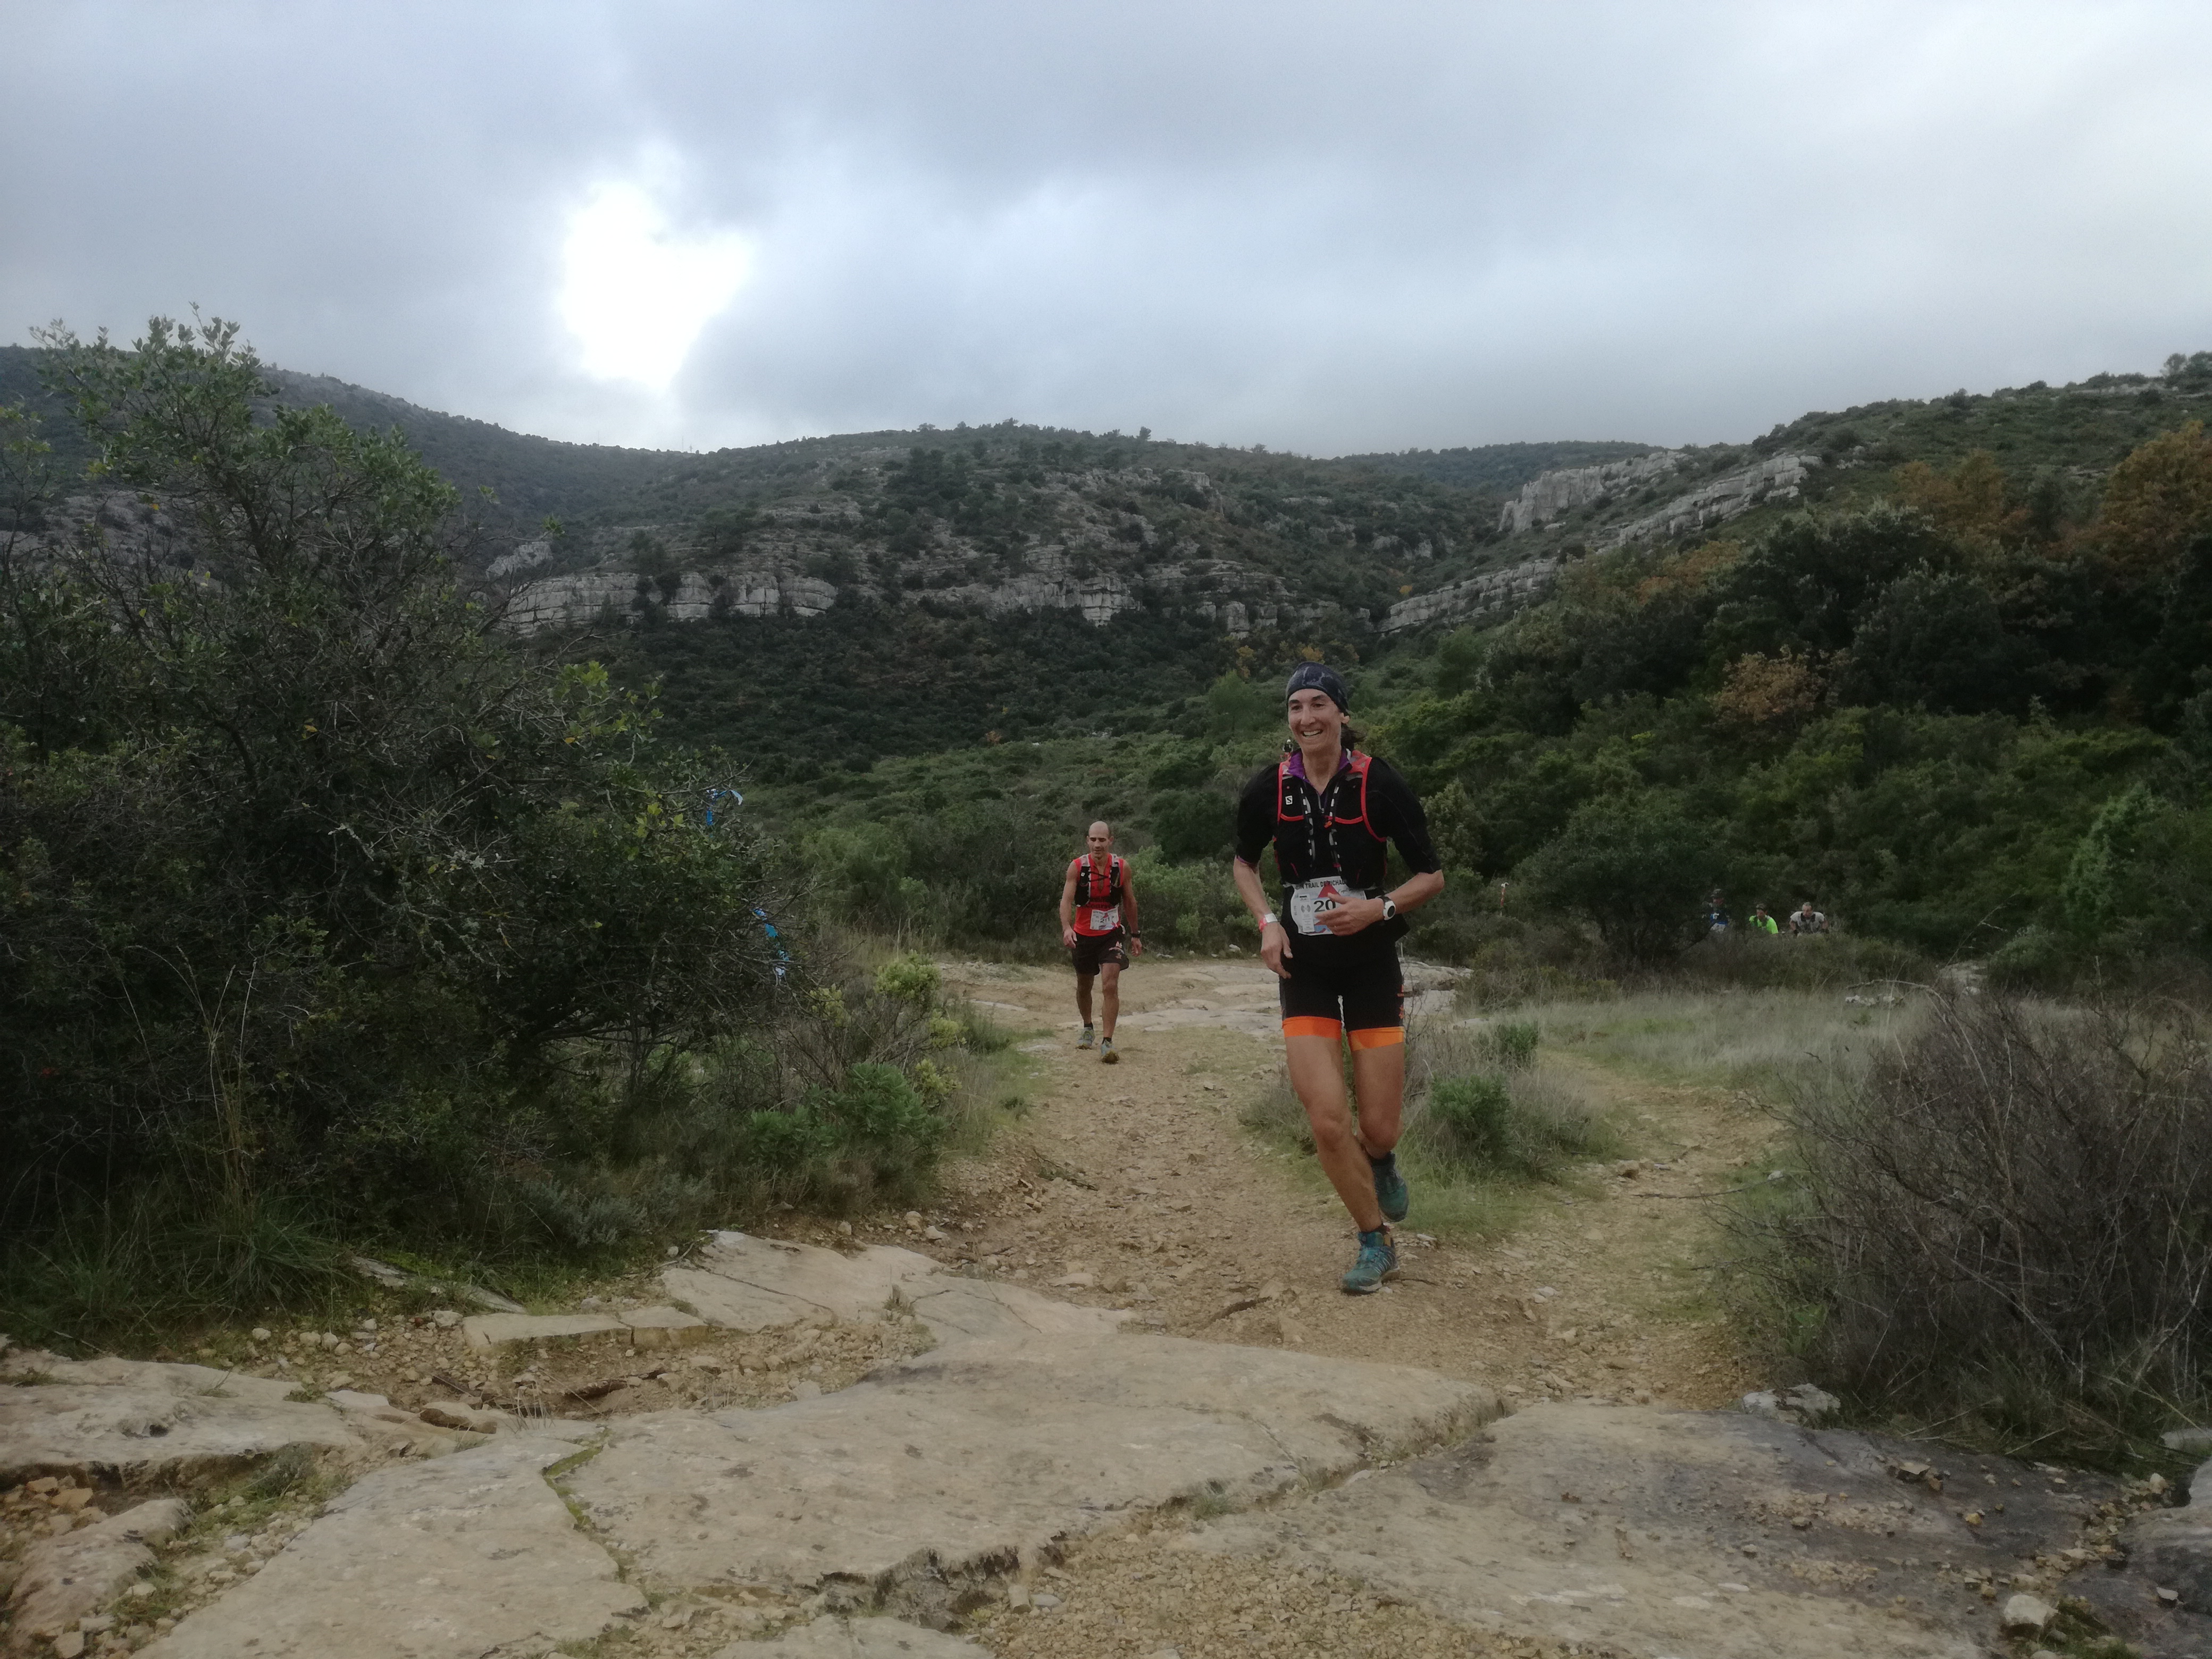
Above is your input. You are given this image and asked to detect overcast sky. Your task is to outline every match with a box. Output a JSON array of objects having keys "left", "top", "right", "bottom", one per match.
[{"left": 4, "top": 2, "right": 2209, "bottom": 456}]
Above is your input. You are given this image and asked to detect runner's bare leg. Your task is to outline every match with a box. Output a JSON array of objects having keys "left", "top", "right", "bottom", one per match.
[
  {"left": 1098, "top": 960, "right": 1121, "bottom": 1040},
  {"left": 1285, "top": 1034, "right": 1386, "bottom": 1231},
  {"left": 1348, "top": 1044, "right": 1404, "bottom": 1160}
]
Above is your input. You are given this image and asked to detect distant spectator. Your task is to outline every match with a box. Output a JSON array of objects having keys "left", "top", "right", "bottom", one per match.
[
  {"left": 1750, "top": 902, "right": 1779, "bottom": 935},
  {"left": 1704, "top": 890, "right": 1731, "bottom": 935},
  {"left": 1789, "top": 901, "right": 1829, "bottom": 935}
]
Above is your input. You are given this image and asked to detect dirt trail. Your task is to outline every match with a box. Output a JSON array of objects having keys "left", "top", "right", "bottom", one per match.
[{"left": 919, "top": 956, "right": 1770, "bottom": 1412}]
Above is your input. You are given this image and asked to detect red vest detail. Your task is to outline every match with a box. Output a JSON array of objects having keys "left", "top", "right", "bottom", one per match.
[{"left": 1071, "top": 854, "right": 1126, "bottom": 936}]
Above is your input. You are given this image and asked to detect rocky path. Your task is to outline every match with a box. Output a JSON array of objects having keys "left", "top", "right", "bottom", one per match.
[
  {"left": 3, "top": 956, "right": 2206, "bottom": 1659},
  {"left": 926, "top": 957, "right": 1770, "bottom": 1408}
]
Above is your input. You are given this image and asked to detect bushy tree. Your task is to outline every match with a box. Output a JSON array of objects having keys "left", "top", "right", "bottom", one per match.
[
  {"left": 1517, "top": 793, "right": 1721, "bottom": 962},
  {"left": 1, "top": 318, "right": 788, "bottom": 1242}
]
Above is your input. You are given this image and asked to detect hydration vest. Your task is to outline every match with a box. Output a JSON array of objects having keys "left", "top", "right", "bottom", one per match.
[
  {"left": 1072, "top": 854, "right": 1126, "bottom": 936},
  {"left": 1273, "top": 751, "right": 1383, "bottom": 888}
]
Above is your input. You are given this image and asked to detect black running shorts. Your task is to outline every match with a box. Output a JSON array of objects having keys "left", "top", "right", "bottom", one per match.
[
  {"left": 1070, "top": 931, "right": 1128, "bottom": 976},
  {"left": 1278, "top": 943, "right": 1404, "bottom": 1049}
]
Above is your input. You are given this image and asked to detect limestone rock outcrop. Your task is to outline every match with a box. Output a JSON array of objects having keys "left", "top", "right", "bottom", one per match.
[
  {"left": 1381, "top": 554, "right": 1561, "bottom": 633},
  {"left": 1602, "top": 451, "right": 1820, "bottom": 548},
  {"left": 1498, "top": 451, "right": 1687, "bottom": 533}
]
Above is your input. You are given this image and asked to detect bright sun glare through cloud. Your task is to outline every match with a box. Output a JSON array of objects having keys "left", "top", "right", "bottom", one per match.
[{"left": 557, "top": 181, "right": 751, "bottom": 390}]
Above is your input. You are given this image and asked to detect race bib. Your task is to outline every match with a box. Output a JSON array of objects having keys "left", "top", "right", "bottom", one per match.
[
  {"left": 1288, "top": 878, "right": 1355, "bottom": 936},
  {"left": 1085, "top": 904, "right": 1120, "bottom": 933}
]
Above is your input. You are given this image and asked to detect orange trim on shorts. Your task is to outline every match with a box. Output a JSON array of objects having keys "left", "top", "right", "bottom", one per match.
[
  {"left": 1347, "top": 1026, "right": 1405, "bottom": 1051},
  {"left": 1281, "top": 1016, "right": 1343, "bottom": 1040}
]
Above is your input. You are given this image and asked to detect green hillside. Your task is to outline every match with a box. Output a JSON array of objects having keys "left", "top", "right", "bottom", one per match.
[
  {"left": 1334, "top": 439, "right": 1656, "bottom": 492},
  {"left": 11, "top": 328, "right": 2212, "bottom": 981}
]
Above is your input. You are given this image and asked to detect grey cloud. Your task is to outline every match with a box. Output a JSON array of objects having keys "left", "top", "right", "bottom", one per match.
[{"left": 4, "top": 1, "right": 2208, "bottom": 455}]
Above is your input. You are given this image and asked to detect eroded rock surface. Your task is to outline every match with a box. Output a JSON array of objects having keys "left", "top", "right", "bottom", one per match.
[
  {"left": 23, "top": 1230, "right": 2165, "bottom": 1659},
  {"left": 2061, "top": 1454, "right": 2212, "bottom": 1659},
  {"left": 664, "top": 1233, "right": 1126, "bottom": 1347},
  {"left": 0, "top": 1353, "right": 362, "bottom": 1485},
  {"left": 6, "top": 1498, "right": 188, "bottom": 1652},
  {"left": 570, "top": 1334, "right": 1495, "bottom": 1622},
  {"left": 139, "top": 1430, "right": 635, "bottom": 1659},
  {"left": 1187, "top": 1400, "right": 2122, "bottom": 1659}
]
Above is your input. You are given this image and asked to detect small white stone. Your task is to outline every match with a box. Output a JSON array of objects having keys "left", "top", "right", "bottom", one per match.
[
  {"left": 2001, "top": 1593, "right": 2057, "bottom": 1634},
  {"left": 249, "top": 1328, "right": 272, "bottom": 1342}
]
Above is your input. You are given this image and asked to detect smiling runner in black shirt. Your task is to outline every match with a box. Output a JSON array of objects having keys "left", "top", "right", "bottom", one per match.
[{"left": 1231, "top": 664, "right": 1445, "bottom": 1294}]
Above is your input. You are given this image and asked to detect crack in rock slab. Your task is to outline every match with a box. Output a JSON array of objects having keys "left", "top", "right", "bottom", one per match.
[
  {"left": 571, "top": 1334, "right": 1496, "bottom": 1613},
  {"left": 714, "top": 1616, "right": 984, "bottom": 1656},
  {"left": 1184, "top": 1401, "right": 2123, "bottom": 1659},
  {"left": 138, "top": 1429, "right": 638, "bottom": 1659},
  {"left": 0, "top": 1354, "right": 364, "bottom": 1484}
]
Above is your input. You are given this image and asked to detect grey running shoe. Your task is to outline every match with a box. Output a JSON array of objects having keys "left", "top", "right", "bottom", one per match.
[
  {"left": 1371, "top": 1155, "right": 1410, "bottom": 1224},
  {"left": 1076, "top": 1026, "right": 1096, "bottom": 1050},
  {"left": 1341, "top": 1228, "right": 1399, "bottom": 1295},
  {"left": 1100, "top": 1036, "right": 1119, "bottom": 1064}
]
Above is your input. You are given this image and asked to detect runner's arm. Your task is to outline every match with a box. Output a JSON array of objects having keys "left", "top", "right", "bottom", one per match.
[
  {"left": 1120, "top": 868, "right": 1143, "bottom": 955},
  {"left": 1233, "top": 856, "right": 1292, "bottom": 978},
  {"left": 1058, "top": 862, "right": 1080, "bottom": 948},
  {"left": 1231, "top": 768, "right": 1292, "bottom": 977}
]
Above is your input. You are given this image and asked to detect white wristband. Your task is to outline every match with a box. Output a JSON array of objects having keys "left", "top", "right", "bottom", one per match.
[{"left": 1259, "top": 912, "right": 1279, "bottom": 929}]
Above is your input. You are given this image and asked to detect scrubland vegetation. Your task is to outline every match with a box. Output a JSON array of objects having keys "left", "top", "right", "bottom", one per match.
[
  {"left": 0, "top": 322, "right": 1010, "bottom": 1346},
  {"left": 6, "top": 319, "right": 2210, "bottom": 1474}
]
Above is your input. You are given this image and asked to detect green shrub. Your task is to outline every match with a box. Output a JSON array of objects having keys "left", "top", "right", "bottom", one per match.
[
  {"left": 1400, "top": 1013, "right": 1613, "bottom": 1183},
  {"left": 1480, "top": 1020, "right": 1540, "bottom": 1070},
  {"left": 1151, "top": 787, "right": 1233, "bottom": 862},
  {"left": 875, "top": 951, "right": 941, "bottom": 1006}
]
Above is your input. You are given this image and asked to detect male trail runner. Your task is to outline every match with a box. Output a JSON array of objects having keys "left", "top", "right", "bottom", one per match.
[
  {"left": 1059, "top": 820, "right": 1142, "bottom": 1063},
  {"left": 1233, "top": 665, "right": 1445, "bottom": 1294}
]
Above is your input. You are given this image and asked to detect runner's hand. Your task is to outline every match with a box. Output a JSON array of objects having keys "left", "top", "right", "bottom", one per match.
[
  {"left": 1129, "top": 936, "right": 1144, "bottom": 957},
  {"left": 1259, "top": 920, "right": 1293, "bottom": 978},
  {"left": 1061, "top": 925, "right": 1078, "bottom": 949},
  {"left": 1318, "top": 895, "right": 1386, "bottom": 936}
]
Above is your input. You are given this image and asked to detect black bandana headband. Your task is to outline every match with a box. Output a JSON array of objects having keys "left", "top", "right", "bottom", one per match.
[{"left": 1284, "top": 662, "right": 1351, "bottom": 713}]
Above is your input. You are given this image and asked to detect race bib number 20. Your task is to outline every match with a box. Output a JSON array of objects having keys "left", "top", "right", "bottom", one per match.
[
  {"left": 1086, "top": 905, "right": 1120, "bottom": 933},
  {"left": 1288, "top": 878, "right": 1353, "bottom": 936}
]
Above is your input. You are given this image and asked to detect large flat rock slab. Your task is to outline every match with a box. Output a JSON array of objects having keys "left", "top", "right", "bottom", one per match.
[
  {"left": 569, "top": 1333, "right": 1496, "bottom": 1620},
  {"left": 665, "top": 1231, "right": 1126, "bottom": 1347},
  {"left": 141, "top": 1432, "right": 640, "bottom": 1659},
  {"left": 1187, "top": 1401, "right": 2125, "bottom": 1659},
  {"left": 0, "top": 1352, "right": 363, "bottom": 1484},
  {"left": 665, "top": 1233, "right": 940, "bottom": 1331}
]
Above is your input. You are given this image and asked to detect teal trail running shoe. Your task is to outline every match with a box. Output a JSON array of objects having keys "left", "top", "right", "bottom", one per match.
[
  {"left": 1371, "top": 1154, "right": 1409, "bottom": 1224},
  {"left": 1076, "top": 1026, "right": 1096, "bottom": 1050},
  {"left": 1100, "top": 1036, "right": 1119, "bottom": 1064},
  {"left": 1342, "top": 1228, "right": 1398, "bottom": 1295}
]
